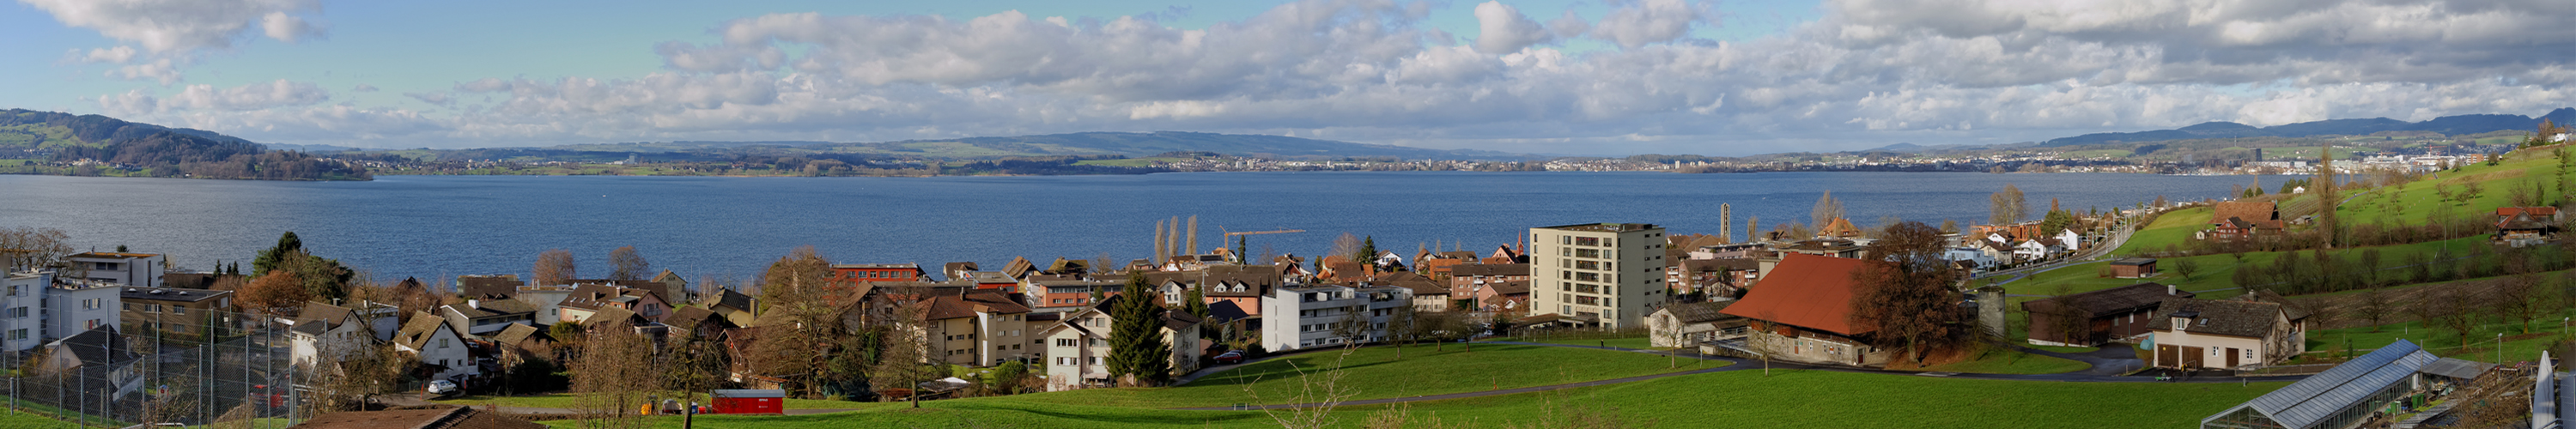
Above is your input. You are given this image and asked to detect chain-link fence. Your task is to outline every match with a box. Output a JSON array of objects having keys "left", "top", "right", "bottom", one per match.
[{"left": 2, "top": 307, "right": 307, "bottom": 428}]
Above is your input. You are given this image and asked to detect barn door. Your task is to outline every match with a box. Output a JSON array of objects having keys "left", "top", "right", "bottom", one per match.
[
  {"left": 2156, "top": 345, "right": 2178, "bottom": 367},
  {"left": 2180, "top": 347, "right": 2205, "bottom": 368},
  {"left": 2225, "top": 347, "right": 2239, "bottom": 367}
]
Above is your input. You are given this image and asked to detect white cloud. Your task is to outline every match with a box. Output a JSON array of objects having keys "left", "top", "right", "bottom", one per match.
[
  {"left": 350, "top": 84, "right": 378, "bottom": 93},
  {"left": 98, "top": 79, "right": 331, "bottom": 115},
  {"left": 1472, "top": 2, "right": 1552, "bottom": 54},
  {"left": 20, "top": 0, "right": 325, "bottom": 53},
  {"left": 108, "top": 58, "right": 184, "bottom": 84},
  {"left": 88, "top": 0, "right": 2576, "bottom": 154},
  {"left": 1589, "top": 0, "right": 1710, "bottom": 49},
  {"left": 79, "top": 46, "right": 137, "bottom": 63}
]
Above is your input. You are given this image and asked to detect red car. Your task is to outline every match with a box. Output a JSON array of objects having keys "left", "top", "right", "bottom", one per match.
[{"left": 1212, "top": 350, "right": 1245, "bottom": 365}]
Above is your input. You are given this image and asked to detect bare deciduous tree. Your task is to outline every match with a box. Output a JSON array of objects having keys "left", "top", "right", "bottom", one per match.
[
  {"left": 0, "top": 227, "right": 71, "bottom": 271},
  {"left": 535, "top": 249, "right": 577, "bottom": 286},
  {"left": 608, "top": 245, "right": 650, "bottom": 281},
  {"left": 2354, "top": 287, "right": 2396, "bottom": 331},
  {"left": 1991, "top": 184, "right": 2027, "bottom": 226},
  {"left": 572, "top": 325, "right": 659, "bottom": 429},
  {"left": 239, "top": 270, "right": 310, "bottom": 318}
]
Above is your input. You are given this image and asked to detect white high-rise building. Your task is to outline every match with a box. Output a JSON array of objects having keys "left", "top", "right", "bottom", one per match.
[{"left": 1528, "top": 223, "right": 1668, "bottom": 329}]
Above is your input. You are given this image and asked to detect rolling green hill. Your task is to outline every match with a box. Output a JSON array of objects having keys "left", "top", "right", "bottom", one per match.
[{"left": 0, "top": 109, "right": 369, "bottom": 180}]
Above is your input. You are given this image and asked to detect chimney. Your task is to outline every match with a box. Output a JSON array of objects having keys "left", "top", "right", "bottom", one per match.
[
  {"left": 2166, "top": 283, "right": 2177, "bottom": 296},
  {"left": 468, "top": 299, "right": 480, "bottom": 309}
]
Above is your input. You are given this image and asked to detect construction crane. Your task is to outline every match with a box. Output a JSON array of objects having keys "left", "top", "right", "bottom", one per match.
[{"left": 1221, "top": 227, "right": 1309, "bottom": 237}]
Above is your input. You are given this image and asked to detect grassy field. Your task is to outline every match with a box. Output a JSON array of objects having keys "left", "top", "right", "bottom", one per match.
[
  {"left": 2302, "top": 307, "right": 2576, "bottom": 365},
  {"left": 563, "top": 369, "right": 2284, "bottom": 428},
  {"left": 1510, "top": 336, "right": 1657, "bottom": 350},
  {"left": 2028, "top": 344, "right": 2100, "bottom": 353},
  {"left": 2119, "top": 206, "right": 2214, "bottom": 255},
  {"left": 436, "top": 393, "right": 872, "bottom": 410},
  {"left": 1000, "top": 343, "right": 1709, "bottom": 409},
  {"left": 0, "top": 412, "right": 92, "bottom": 429}
]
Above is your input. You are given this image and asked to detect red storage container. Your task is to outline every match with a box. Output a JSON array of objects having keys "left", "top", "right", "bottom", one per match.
[{"left": 710, "top": 390, "right": 786, "bottom": 414}]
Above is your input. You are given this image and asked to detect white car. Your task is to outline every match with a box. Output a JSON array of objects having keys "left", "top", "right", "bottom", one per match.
[{"left": 425, "top": 380, "right": 459, "bottom": 396}]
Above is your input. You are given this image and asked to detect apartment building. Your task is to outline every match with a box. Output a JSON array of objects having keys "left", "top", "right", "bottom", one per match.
[
  {"left": 914, "top": 293, "right": 1036, "bottom": 367},
  {"left": 63, "top": 252, "right": 163, "bottom": 287},
  {"left": 120, "top": 286, "right": 234, "bottom": 338},
  {"left": 1261, "top": 283, "right": 1411, "bottom": 352},
  {"left": 1528, "top": 223, "right": 1669, "bottom": 329}
]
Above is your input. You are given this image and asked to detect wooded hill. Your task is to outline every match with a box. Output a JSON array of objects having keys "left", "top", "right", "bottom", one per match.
[
  {"left": 0, "top": 109, "right": 368, "bottom": 180},
  {"left": 2044, "top": 108, "right": 2576, "bottom": 147}
]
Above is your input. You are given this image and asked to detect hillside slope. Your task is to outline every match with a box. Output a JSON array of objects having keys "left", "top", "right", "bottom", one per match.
[
  {"left": 0, "top": 109, "right": 369, "bottom": 180},
  {"left": 2045, "top": 108, "right": 2576, "bottom": 146}
]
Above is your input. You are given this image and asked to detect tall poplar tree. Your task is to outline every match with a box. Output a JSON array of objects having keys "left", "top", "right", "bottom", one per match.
[{"left": 1106, "top": 274, "right": 1171, "bottom": 386}]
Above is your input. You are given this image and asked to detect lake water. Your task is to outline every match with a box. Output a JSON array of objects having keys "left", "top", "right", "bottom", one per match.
[{"left": 0, "top": 172, "right": 2297, "bottom": 284}]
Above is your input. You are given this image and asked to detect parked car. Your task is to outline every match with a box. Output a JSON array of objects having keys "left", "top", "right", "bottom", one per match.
[
  {"left": 425, "top": 380, "right": 459, "bottom": 396},
  {"left": 1212, "top": 350, "right": 1245, "bottom": 364}
]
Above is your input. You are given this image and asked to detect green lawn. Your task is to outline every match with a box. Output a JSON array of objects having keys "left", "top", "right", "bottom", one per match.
[
  {"left": 1001, "top": 343, "right": 1708, "bottom": 409},
  {"left": 2303, "top": 307, "right": 2576, "bottom": 365},
  {"left": 576, "top": 370, "right": 2284, "bottom": 428},
  {"left": 2118, "top": 206, "right": 2213, "bottom": 256},
  {"left": 1508, "top": 336, "right": 1657, "bottom": 350},
  {"left": 0, "top": 412, "right": 88, "bottom": 429},
  {"left": 437, "top": 393, "right": 871, "bottom": 410}
]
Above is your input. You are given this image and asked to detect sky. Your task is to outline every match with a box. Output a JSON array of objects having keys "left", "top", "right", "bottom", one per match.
[{"left": 4, "top": 0, "right": 2571, "bottom": 156}]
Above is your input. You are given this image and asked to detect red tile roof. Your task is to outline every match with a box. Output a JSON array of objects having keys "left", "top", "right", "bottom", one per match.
[{"left": 1718, "top": 253, "right": 1875, "bottom": 335}]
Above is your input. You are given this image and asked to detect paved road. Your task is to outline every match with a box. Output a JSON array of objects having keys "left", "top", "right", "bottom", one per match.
[{"left": 1168, "top": 341, "right": 2304, "bottom": 411}]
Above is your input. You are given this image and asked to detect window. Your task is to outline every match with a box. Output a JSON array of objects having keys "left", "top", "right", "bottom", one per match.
[
  {"left": 148, "top": 305, "right": 161, "bottom": 313},
  {"left": 123, "top": 303, "right": 132, "bottom": 311},
  {"left": 5, "top": 307, "right": 21, "bottom": 318},
  {"left": 6, "top": 329, "right": 21, "bottom": 341},
  {"left": 172, "top": 305, "right": 186, "bottom": 315},
  {"left": 6, "top": 286, "right": 16, "bottom": 296},
  {"left": 83, "top": 299, "right": 100, "bottom": 310},
  {"left": 1575, "top": 237, "right": 1600, "bottom": 246},
  {"left": 440, "top": 338, "right": 452, "bottom": 348},
  {"left": 1575, "top": 249, "right": 1601, "bottom": 258}
]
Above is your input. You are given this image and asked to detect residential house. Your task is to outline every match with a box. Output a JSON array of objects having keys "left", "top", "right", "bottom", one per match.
[
  {"left": 1261, "top": 283, "right": 1410, "bottom": 352},
  {"left": 1672, "top": 258, "right": 1759, "bottom": 299},
  {"left": 2146, "top": 298, "right": 2307, "bottom": 369},
  {"left": 703, "top": 288, "right": 759, "bottom": 327},
  {"left": 911, "top": 293, "right": 1036, "bottom": 367},
  {"left": 1718, "top": 254, "right": 1891, "bottom": 367},
  {"left": 1472, "top": 281, "right": 1531, "bottom": 313},
  {"left": 62, "top": 252, "right": 163, "bottom": 287},
  {"left": 289, "top": 301, "right": 398, "bottom": 368},
  {"left": 943, "top": 262, "right": 980, "bottom": 281},
  {"left": 2497, "top": 206, "right": 2562, "bottom": 246},
  {"left": 1036, "top": 295, "right": 1203, "bottom": 391},
  {"left": 440, "top": 298, "right": 540, "bottom": 337},
  {"left": 1381, "top": 272, "right": 1452, "bottom": 312},
  {"left": 457, "top": 275, "right": 524, "bottom": 299},
  {"left": 2012, "top": 239, "right": 2053, "bottom": 261},
  {"left": 1413, "top": 251, "right": 1479, "bottom": 276},
  {"left": 35, "top": 327, "right": 143, "bottom": 400},
  {"left": 1646, "top": 301, "right": 1746, "bottom": 347},
  {"left": 2053, "top": 228, "right": 2083, "bottom": 252},
  {"left": 958, "top": 271, "right": 1021, "bottom": 291},
  {"left": 393, "top": 311, "right": 480, "bottom": 383},
  {"left": 2021, "top": 282, "right": 2194, "bottom": 347},
  {"left": 1816, "top": 217, "right": 1863, "bottom": 239},
  {"left": 662, "top": 305, "right": 736, "bottom": 341},
  {"left": 120, "top": 286, "right": 233, "bottom": 338},
  {"left": 1449, "top": 263, "right": 1530, "bottom": 311},
  {"left": 1941, "top": 247, "right": 2002, "bottom": 270},
  {"left": 1026, "top": 275, "right": 1122, "bottom": 311},
  {"left": 556, "top": 283, "right": 669, "bottom": 324},
  {"left": 1197, "top": 264, "right": 1280, "bottom": 317},
  {"left": 832, "top": 263, "right": 927, "bottom": 292},
  {"left": 649, "top": 269, "right": 691, "bottom": 305},
  {"left": 1485, "top": 245, "right": 1527, "bottom": 264},
  {"left": 2208, "top": 201, "right": 2284, "bottom": 241}
]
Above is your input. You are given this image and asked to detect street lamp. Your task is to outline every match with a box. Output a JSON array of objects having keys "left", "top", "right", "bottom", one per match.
[{"left": 2497, "top": 333, "right": 2505, "bottom": 364}]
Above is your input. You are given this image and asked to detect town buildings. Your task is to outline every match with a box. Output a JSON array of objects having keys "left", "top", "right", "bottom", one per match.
[
  {"left": 913, "top": 293, "right": 1036, "bottom": 367},
  {"left": 1528, "top": 223, "right": 1668, "bottom": 329},
  {"left": 119, "top": 286, "right": 233, "bottom": 339},
  {"left": 1037, "top": 295, "right": 1201, "bottom": 391}
]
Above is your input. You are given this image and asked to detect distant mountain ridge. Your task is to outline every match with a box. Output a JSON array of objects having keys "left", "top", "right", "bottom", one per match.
[{"left": 2044, "top": 108, "right": 2576, "bottom": 146}]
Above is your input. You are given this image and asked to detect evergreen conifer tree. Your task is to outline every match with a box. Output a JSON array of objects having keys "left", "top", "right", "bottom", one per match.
[
  {"left": 1106, "top": 274, "right": 1172, "bottom": 386},
  {"left": 252, "top": 232, "right": 302, "bottom": 275}
]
